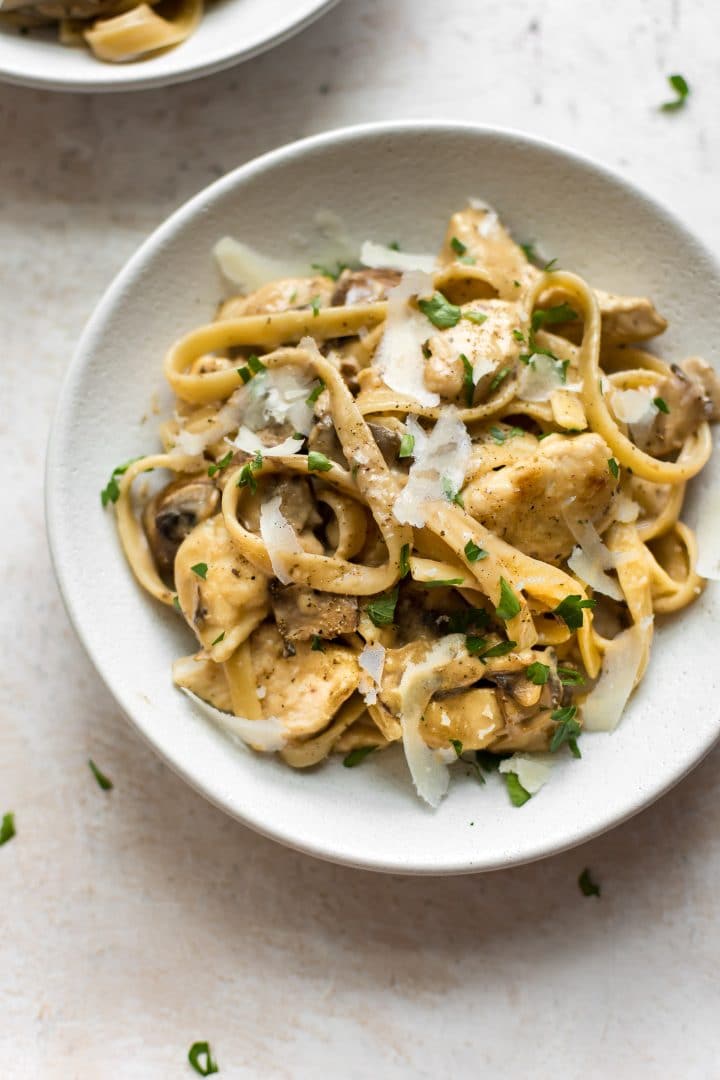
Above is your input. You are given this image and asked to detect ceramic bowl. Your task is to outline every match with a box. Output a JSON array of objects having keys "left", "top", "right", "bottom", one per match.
[{"left": 46, "top": 121, "right": 720, "bottom": 873}]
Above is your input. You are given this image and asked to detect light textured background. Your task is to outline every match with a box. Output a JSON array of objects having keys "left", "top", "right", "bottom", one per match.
[{"left": 2, "top": 1, "right": 719, "bottom": 1077}]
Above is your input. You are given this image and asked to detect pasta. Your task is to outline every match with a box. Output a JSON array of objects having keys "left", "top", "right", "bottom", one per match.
[
  {"left": 104, "top": 204, "right": 720, "bottom": 806},
  {"left": 0, "top": 0, "right": 201, "bottom": 63}
]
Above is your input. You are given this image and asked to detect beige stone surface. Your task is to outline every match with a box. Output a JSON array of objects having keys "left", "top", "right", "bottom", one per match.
[{"left": 1, "top": 1, "right": 719, "bottom": 1076}]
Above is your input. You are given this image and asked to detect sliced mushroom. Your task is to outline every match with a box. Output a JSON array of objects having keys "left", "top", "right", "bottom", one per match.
[
  {"left": 307, "top": 414, "right": 348, "bottom": 468},
  {"left": 367, "top": 421, "right": 403, "bottom": 466},
  {"left": 332, "top": 268, "right": 401, "bottom": 306},
  {"left": 631, "top": 367, "right": 711, "bottom": 457},
  {"left": 270, "top": 583, "right": 359, "bottom": 642},
  {"left": 143, "top": 476, "right": 220, "bottom": 583}
]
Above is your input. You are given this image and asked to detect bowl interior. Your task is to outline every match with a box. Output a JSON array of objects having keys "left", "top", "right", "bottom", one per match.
[
  {"left": 47, "top": 123, "right": 720, "bottom": 873},
  {"left": 0, "top": 0, "right": 337, "bottom": 91}
]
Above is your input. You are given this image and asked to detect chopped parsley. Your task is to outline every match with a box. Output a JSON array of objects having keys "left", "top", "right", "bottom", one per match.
[
  {"left": 172, "top": 595, "right": 182, "bottom": 613},
  {"left": 366, "top": 587, "right": 398, "bottom": 627},
  {"left": 553, "top": 594, "right": 596, "bottom": 631},
  {"left": 654, "top": 396, "right": 670, "bottom": 414},
  {"left": 88, "top": 759, "right": 113, "bottom": 791},
  {"left": 450, "top": 236, "right": 467, "bottom": 256},
  {"left": 398, "top": 433, "right": 415, "bottom": 458},
  {"left": 513, "top": 329, "right": 525, "bottom": 343},
  {"left": 237, "top": 450, "right": 263, "bottom": 493},
  {"left": 423, "top": 577, "right": 465, "bottom": 589},
  {"left": 463, "top": 310, "right": 488, "bottom": 325},
  {"left": 526, "top": 661, "right": 550, "bottom": 685},
  {"left": 207, "top": 450, "right": 234, "bottom": 477},
  {"left": 578, "top": 867, "right": 601, "bottom": 898},
  {"left": 100, "top": 457, "right": 142, "bottom": 507},
  {"left": 543, "top": 258, "right": 559, "bottom": 272},
  {"left": 450, "top": 738, "right": 464, "bottom": 756},
  {"left": 465, "top": 634, "right": 488, "bottom": 655},
  {"left": 310, "top": 635, "right": 325, "bottom": 652},
  {"left": 460, "top": 353, "right": 475, "bottom": 407},
  {"left": 0, "top": 812, "right": 16, "bottom": 846},
  {"left": 446, "top": 606, "right": 489, "bottom": 633},
  {"left": 531, "top": 303, "right": 577, "bottom": 332},
  {"left": 489, "top": 366, "right": 511, "bottom": 392},
  {"left": 464, "top": 540, "right": 488, "bottom": 563},
  {"left": 476, "top": 750, "right": 504, "bottom": 772},
  {"left": 442, "top": 477, "right": 464, "bottom": 506},
  {"left": 343, "top": 746, "right": 377, "bottom": 767},
  {"left": 306, "top": 379, "right": 326, "bottom": 406},
  {"left": 495, "top": 577, "right": 521, "bottom": 621},
  {"left": 211, "top": 632, "right": 225, "bottom": 646},
  {"left": 660, "top": 73, "right": 690, "bottom": 112},
  {"left": 399, "top": 543, "right": 411, "bottom": 577},
  {"left": 557, "top": 665, "right": 585, "bottom": 686},
  {"left": 236, "top": 365, "right": 252, "bottom": 383},
  {"left": 608, "top": 457, "right": 619, "bottom": 479},
  {"left": 191, "top": 563, "right": 208, "bottom": 580},
  {"left": 309, "top": 295, "right": 321, "bottom": 317},
  {"left": 421, "top": 341, "right": 432, "bottom": 359},
  {"left": 188, "top": 1041, "right": 219, "bottom": 1076},
  {"left": 489, "top": 424, "right": 525, "bottom": 444},
  {"left": 418, "top": 291, "right": 463, "bottom": 329},
  {"left": 504, "top": 772, "right": 531, "bottom": 807},
  {"left": 307, "top": 451, "right": 333, "bottom": 472},
  {"left": 460, "top": 255, "right": 477, "bottom": 265},
  {"left": 550, "top": 705, "right": 582, "bottom": 757},
  {"left": 311, "top": 261, "right": 347, "bottom": 280},
  {"left": 478, "top": 639, "right": 516, "bottom": 660},
  {"left": 520, "top": 241, "right": 538, "bottom": 263}
]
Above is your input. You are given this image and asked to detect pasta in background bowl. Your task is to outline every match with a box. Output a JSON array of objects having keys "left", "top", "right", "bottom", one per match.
[{"left": 47, "top": 123, "right": 720, "bottom": 873}]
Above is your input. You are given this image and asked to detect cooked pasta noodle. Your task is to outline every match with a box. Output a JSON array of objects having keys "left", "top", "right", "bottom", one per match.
[{"left": 104, "top": 204, "right": 720, "bottom": 806}]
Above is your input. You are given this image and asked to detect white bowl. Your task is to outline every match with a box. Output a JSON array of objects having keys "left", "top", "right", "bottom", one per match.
[
  {"left": 0, "top": 0, "right": 339, "bottom": 92},
  {"left": 46, "top": 121, "right": 720, "bottom": 874}
]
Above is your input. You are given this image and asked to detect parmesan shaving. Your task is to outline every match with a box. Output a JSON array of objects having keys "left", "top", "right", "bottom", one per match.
[
  {"left": 259, "top": 495, "right": 303, "bottom": 585},
  {"left": 394, "top": 406, "right": 472, "bottom": 528},
  {"left": 213, "top": 236, "right": 308, "bottom": 290},
  {"left": 375, "top": 270, "right": 439, "bottom": 407},
  {"left": 613, "top": 494, "right": 640, "bottom": 524},
  {"left": 231, "top": 426, "right": 304, "bottom": 457},
  {"left": 244, "top": 369, "right": 315, "bottom": 435},
  {"left": 582, "top": 621, "right": 648, "bottom": 732},
  {"left": 518, "top": 354, "right": 566, "bottom": 402},
  {"left": 358, "top": 643, "right": 386, "bottom": 706},
  {"left": 360, "top": 240, "right": 436, "bottom": 274},
  {"left": 499, "top": 753, "right": 555, "bottom": 794},
  {"left": 611, "top": 387, "right": 659, "bottom": 427},
  {"left": 181, "top": 688, "right": 286, "bottom": 752},
  {"left": 566, "top": 517, "right": 626, "bottom": 602}
]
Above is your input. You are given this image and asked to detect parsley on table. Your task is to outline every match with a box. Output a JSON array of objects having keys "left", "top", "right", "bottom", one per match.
[
  {"left": 208, "top": 451, "right": 234, "bottom": 477},
  {"left": 307, "top": 451, "right": 333, "bottom": 472},
  {"left": 306, "top": 379, "right": 326, "bottom": 406},
  {"left": 366, "top": 587, "right": 398, "bottom": 627},
  {"left": 504, "top": 772, "right": 531, "bottom": 807},
  {"left": 188, "top": 1041, "right": 219, "bottom": 1076},
  {"left": 578, "top": 867, "right": 601, "bottom": 897},
  {"left": 88, "top": 759, "right": 113, "bottom": 791},
  {"left": 550, "top": 705, "right": 582, "bottom": 757},
  {"left": 398, "top": 433, "right": 415, "bottom": 459},
  {"left": 526, "top": 661, "right": 550, "bottom": 685},
  {"left": 660, "top": 73, "right": 690, "bottom": 112},
  {"left": 190, "top": 563, "right": 208, "bottom": 580},
  {"left": 654, "top": 396, "right": 670, "bottom": 413},
  {"left": 608, "top": 457, "right": 619, "bottom": 479},
  {"left": 461, "top": 353, "right": 475, "bottom": 407},
  {"left": 553, "top": 594, "right": 596, "bottom": 631},
  {"left": 450, "top": 236, "right": 467, "bottom": 256},
  {"left": 0, "top": 812, "right": 16, "bottom": 846},
  {"left": 100, "top": 457, "right": 142, "bottom": 507},
  {"left": 464, "top": 540, "right": 488, "bottom": 562},
  {"left": 495, "top": 577, "right": 521, "bottom": 621},
  {"left": 343, "top": 746, "right": 377, "bottom": 768}
]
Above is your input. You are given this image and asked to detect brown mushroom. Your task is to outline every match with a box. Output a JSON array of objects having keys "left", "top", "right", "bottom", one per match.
[
  {"left": 142, "top": 477, "right": 220, "bottom": 583},
  {"left": 270, "top": 583, "right": 359, "bottom": 643},
  {"left": 332, "top": 268, "right": 401, "bottom": 306}
]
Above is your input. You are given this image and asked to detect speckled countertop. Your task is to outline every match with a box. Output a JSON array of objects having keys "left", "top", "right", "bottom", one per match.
[{"left": 2, "top": 1, "right": 720, "bottom": 1076}]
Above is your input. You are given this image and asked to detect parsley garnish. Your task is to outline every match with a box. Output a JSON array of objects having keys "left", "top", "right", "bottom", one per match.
[
  {"left": 388, "top": 241, "right": 400, "bottom": 251},
  {"left": 88, "top": 759, "right": 113, "bottom": 791},
  {"left": 191, "top": 563, "right": 208, "bottom": 580},
  {"left": 343, "top": 746, "right": 377, "bottom": 767},
  {"left": 398, "top": 433, "right": 415, "bottom": 458},
  {"left": 543, "top": 258, "right": 559, "bottom": 271},
  {"left": 208, "top": 450, "right": 234, "bottom": 477},
  {"left": 557, "top": 665, "right": 585, "bottom": 686},
  {"left": 489, "top": 366, "right": 511, "bottom": 392},
  {"left": 660, "top": 73, "right": 690, "bottom": 112},
  {"left": 478, "top": 639, "right": 516, "bottom": 660},
  {"left": 520, "top": 241, "right": 538, "bottom": 262},
  {"left": 553, "top": 594, "right": 596, "bottom": 631},
  {"left": 211, "top": 632, "right": 225, "bottom": 646},
  {"left": 464, "top": 540, "right": 488, "bottom": 562},
  {"left": 450, "top": 236, "right": 467, "bottom": 256},
  {"left": 531, "top": 303, "right": 577, "bottom": 332},
  {"left": 237, "top": 450, "right": 263, "bottom": 493},
  {"left": 307, "top": 451, "right": 333, "bottom": 472},
  {"left": 423, "top": 577, "right": 465, "bottom": 589},
  {"left": 578, "top": 868, "right": 601, "bottom": 897},
  {"left": 188, "top": 1041, "right": 219, "bottom": 1076},
  {"left": 460, "top": 255, "right": 477, "bottom": 265},
  {"left": 0, "top": 812, "right": 16, "bottom": 846},
  {"left": 442, "top": 477, "right": 464, "bottom": 506},
  {"left": 450, "top": 738, "right": 464, "bottom": 756},
  {"left": 366, "top": 587, "right": 398, "bottom": 627},
  {"left": 608, "top": 457, "right": 619, "bottom": 479},
  {"left": 311, "top": 261, "right": 347, "bottom": 280},
  {"left": 399, "top": 543, "right": 411, "bottom": 577},
  {"left": 248, "top": 354, "right": 266, "bottom": 374},
  {"left": 236, "top": 365, "right": 251, "bottom": 384},
  {"left": 526, "top": 661, "right": 549, "bottom": 685},
  {"left": 512, "top": 328, "right": 525, "bottom": 342},
  {"left": 310, "top": 635, "right": 325, "bottom": 651},
  {"left": 489, "top": 424, "right": 525, "bottom": 444},
  {"left": 504, "top": 772, "right": 531, "bottom": 807},
  {"left": 495, "top": 577, "right": 521, "bottom": 621},
  {"left": 418, "top": 291, "right": 462, "bottom": 329},
  {"left": 460, "top": 353, "right": 475, "bottom": 407},
  {"left": 100, "top": 457, "right": 142, "bottom": 507},
  {"left": 550, "top": 705, "right": 582, "bottom": 757},
  {"left": 172, "top": 594, "right": 182, "bottom": 613},
  {"left": 465, "top": 635, "right": 488, "bottom": 655},
  {"left": 654, "top": 396, "right": 670, "bottom": 413},
  {"left": 309, "top": 295, "right": 321, "bottom": 317},
  {"left": 446, "top": 606, "right": 489, "bottom": 633},
  {"left": 421, "top": 341, "right": 432, "bottom": 359},
  {"left": 476, "top": 750, "right": 504, "bottom": 771},
  {"left": 463, "top": 310, "right": 488, "bottom": 325},
  {"left": 306, "top": 379, "right": 325, "bottom": 406}
]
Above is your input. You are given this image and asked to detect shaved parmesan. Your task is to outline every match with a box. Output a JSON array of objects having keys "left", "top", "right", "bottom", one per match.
[
  {"left": 259, "top": 495, "right": 303, "bottom": 585},
  {"left": 358, "top": 643, "right": 386, "bottom": 706},
  {"left": 170, "top": 390, "right": 246, "bottom": 458},
  {"left": 468, "top": 196, "right": 500, "bottom": 236},
  {"left": 611, "top": 387, "right": 658, "bottom": 427},
  {"left": 499, "top": 753, "right": 555, "bottom": 794},
  {"left": 231, "top": 426, "right": 304, "bottom": 457},
  {"left": 566, "top": 517, "right": 626, "bottom": 602},
  {"left": 375, "top": 270, "right": 439, "bottom": 407},
  {"left": 518, "top": 354, "right": 566, "bottom": 402},
  {"left": 397, "top": 635, "right": 465, "bottom": 807},
  {"left": 582, "top": 620, "right": 648, "bottom": 732},
  {"left": 394, "top": 406, "right": 472, "bottom": 528},
  {"left": 244, "top": 368, "right": 316, "bottom": 435},
  {"left": 613, "top": 494, "right": 640, "bottom": 524},
  {"left": 693, "top": 484, "right": 720, "bottom": 580},
  {"left": 360, "top": 240, "right": 436, "bottom": 274},
  {"left": 181, "top": 688, "right": 286, "bottom": 751},
  {"left": 172, "top": 429, "right": 210, "bottom": 457},
  {"left": 213, "top": 236, "right": 308, "bottom": 290}
]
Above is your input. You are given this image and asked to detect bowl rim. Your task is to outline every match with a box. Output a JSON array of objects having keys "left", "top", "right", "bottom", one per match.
[
  {"left": 46, "top": 119, "right": 720, "bottom": 874},
  {"left": 0, "top": 0, "right": 340, "bottom": 93}
]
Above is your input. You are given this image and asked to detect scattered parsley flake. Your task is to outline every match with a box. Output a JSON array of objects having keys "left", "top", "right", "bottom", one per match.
[
  {"left": 236, "top": 366, "right": 251, "bottom": 384},
  {"left": 0, "top": 812, "right": 16, "bottom": 846},
  {"left": 462, "top": 310, "right": 488, "bottom": 326},
  {"left": 465, "top": 634, "right": 487, "bottom": 655},
  {"left": 526, "top": 661, "right": 550, "bottom": 685},
  {"left": 100, "top": 457, "right": 142, "bottom": 507},
  {"left": 421, "top": 341, "right": 432, "bottom": 359},
  {"left": 423, "top": 577, "right": 465, "bottom": 589},
  {"left": 557, "top": 665, "right": 585, "bottom": 686},
  {"left": 543, "top": 258, "right": 559, "bottom": 272},
  {"left": 608, "top": 457, "right": 619, "bottom": 479},
  {"left": 311, "top": 261, "right": 347, "bottom": 281},
  {"left": 208, "top": 450, "right": 234, "bottom": 477},
  {"left": 520, "top": 241, "right": 538, "bottom": 263},
  {"left": 310, "top": 635, "right": 325, "bottom": 652},
  {"left": 460, "top": 353, "right": 475, "bottom": 407},
  {"left": 513, "top": 329, "right": 526, "bottom": 343},
  {"left": 460, "top": 255, "right": 477, "bottom": 265},
  {"left": 504, "top": 772, "right": 531, "bottom": 807},
  {"left": 450, "top": 738, "right": 464, "bottom": 756},
  {"left": 489, "top": 367, "right": 511, "bottom": 392},
  {"left": 237, "top": 450, "right": 263, "bottom": 493},
  {"left": 343, "top": 746, "right": 377, "bottom": 767},
  {"left": 309, "top": 295, "right": 321, "bottom": 317},
  {"left": 211, "top": 632, "right": 225, "bottom": 646},
  {"left": 479, "top": 639, "right": 516, "bottom": 660},
  {"left": 306, "top": 379, "right": 325, "bottom": 406},
  {"left": 399, "top": 543, "right": 411, "bottom": 578},
  {"left": 88, "top": 759, "right": 113, "bottom": 791},
  {"left": 191, "top": 563, "right": 208, "bottom": 580},
  {"left": 247, "top": 354, "right": 266, "bottom": 374},
  {"left": 553, "top": 594, "right": 596, "bottom": 631},
  {"left": 464, "top": 540, "right": 488, "bottom": 563},
  {"left": 172, "top": 595, "right": 182, "bottom": 613},
  {"left": 307, "top": 451, "right": 333, "bottom": 473},
  {"left": 418, "top": 291, "right": 462, "bottom": 329},
  {"left": 388, "top": 241, "right": 400, "bottom": 251},
  {"left": 531, "top": 303, "right": 577, "bottom": 332},
  {"left": 550, "top": 705, "right": 582, "bottom": 757},
  {"left": 578, "top": 867, "right": 601, "bottom": 897},
  {"left": 450, "top": 236, "right": 467, "bottom": 256},
  {"left": 188, "top": 1042, "right": 219, "bottom": 1076},
  {"left": 660, "top": 73, "right": 690, "bottom": 112},
  {"left": 654, "top": 396, "right": 670, "bottom": 414},
  {"left": 366, "top": 587, "right": 398, "bottom": 627},
  {"left": 495, "top": 577, "right": 521, "bottom": 621},
  {"left": 476, "top": 750, "right": 504, "bottom": 772},
  {"left": 442, "top": 477, "right": 464, "bottom": 507},
  {"left": 398, "top": 433, "right": 415, "bottom": 458},
  {"left": 446, "top": 607, "right": 489, "bottom": 633},
  {"left": 489, "top": 424, "right": 525, "bottom": 444}
]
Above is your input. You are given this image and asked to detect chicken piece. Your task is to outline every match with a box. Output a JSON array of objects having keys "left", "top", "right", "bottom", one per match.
[
  {"left": 434, "top": 206, "right": 536, "bottom": 301},
  {"left": 463, "top": 432, "right": 618, "bottom": 564},
  {"left": 377, "top": 640, "right": 489, "bottom": 718},
  {"left": 423, "top": 689, "right": 504, "bottom": 749},
  {"left": 680, "top": 356, "right": 720, "bottom": 420},
  {"left": 175, "top": 515, "right": 270, "bottom": 657},
  {"left": 270, "top": 583, "right": 359, "bottom": 642},
  {"left": 332, "top": 268, "right": 401, "bottom": 306},
  {"left": 216, "top": 275, "right": 334, "bottom": 320},
  {"left": 423, "top": 299, "right": 524, "bottom": 402},
  {"left": 541, "top": 286, "right": 667, "bottom": 345},
  {"left": 172, "top": 654, "right": 233, "bottom": 713},
  {"left": 250, "top": 623, "right": 359, "bottom": 739},
  {"left": 631, "top": 367, "right": 712, "bottom": 457}
]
